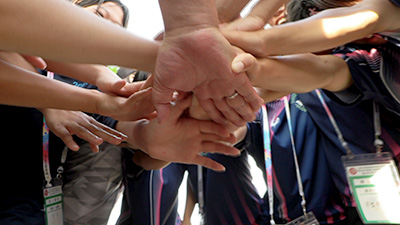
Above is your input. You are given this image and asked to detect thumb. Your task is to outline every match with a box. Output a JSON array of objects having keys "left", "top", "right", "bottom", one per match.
[
  {"left": 21, "top": 55, "right": 47, "bottom": 70},
  {"left": 231, "top": 53, "right": 257, "bottom": 73},
  {"left": 152, "top": 85, "right": 174, "bottom": 123}
]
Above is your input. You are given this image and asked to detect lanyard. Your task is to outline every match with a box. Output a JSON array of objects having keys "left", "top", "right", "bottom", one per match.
[
  {"left": 43, "top": 117, "right": 52, "bottom": 187},
  {"left": 314, "top": 89, "right": 383, "bottom": 154},
  {"left": 314, "top": 89, "right": 353, "bottom": 155},
  {"left": 262, "top": 96, "right": 309, "bottom": 224},
  {"left": 198, "top": 165, "right": 205, "bottom": 225},
  {"left": 261, "top": 104, "right": 275, "bottom": 224},
  {"left": 43, "top": 71, "right": 67, "bottom": 187},
  {"left": 283, "top": 96, "right": 307, "bottom": 216},
  {"left": 43, "top": 71, "right": 54, "bottom": 188}
]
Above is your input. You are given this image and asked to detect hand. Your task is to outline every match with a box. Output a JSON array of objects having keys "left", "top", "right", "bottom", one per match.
[
  {"left": 40, "top": 109, "right": 127, "bottom": 152},
  {"left": 21, "top": 54, "right": 47, "bottom": 70},
  {"left": 152, "top": 27, "right": 262, "bottom": 126},
  {"left": 97, "top": 86, "right": 157, "bottom": 121},
  {"left": 189, "top": 96, "right": 239, "bottom": 132},
  {"left": 137, "top": 94, "right": 240, "bottom": 172}
]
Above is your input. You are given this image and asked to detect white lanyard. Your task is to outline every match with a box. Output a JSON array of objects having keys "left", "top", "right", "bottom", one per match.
[{"left": 261, "top": 96, "right": 310, "bottom": 224}]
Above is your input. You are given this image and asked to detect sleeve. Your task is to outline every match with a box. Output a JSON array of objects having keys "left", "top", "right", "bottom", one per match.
[
  {"left": 328, "top": 43, "right": 400, "bottom": 114},
  {"left": 234, "top": 112, "right": 264, "bottom": 160},
  {"left": 89, "top": 113, "right": 118, "bottom": 129},
  {"left": 389, "top": 0, "right": 400, "bottom": 7},
  {"left": 52, "top": 73, "right": 118, "bottom": 128}
]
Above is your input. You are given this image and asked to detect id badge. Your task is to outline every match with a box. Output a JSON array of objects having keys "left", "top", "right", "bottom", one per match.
[
  {"left": 43, "top": 183, "right": 64, "bottom": 225},
  {"left": 342, "top": 152, "right": 400, "bottom": 224},
  {"left": 285, "top": 212, "right": 319, "bottom": 225}
]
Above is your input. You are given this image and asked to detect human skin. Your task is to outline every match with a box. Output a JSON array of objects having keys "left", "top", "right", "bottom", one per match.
[
  {"left": 218, "top": 0, "right": 286, "bottom": 31},
  {"left": 41, "top": 109, "right": 128, "bottom": 152},
  {"left": 116, "top": 95, "right": 240, "bottom": 172},
  {"left": 0, "top": 52, "right": 155, "bottom": 121},
  {"left": 39, "top": 1, "right": 132, "bottom": 97},
  {"left": 231, "top": 52, "right": 353, "bottom": 103},
  {"left": 222, "top": 0, "right": 400, "bottom": 57},
  {"left": 0, "top": 51, "right": 133, "bottom": 152},
  {"left": 153, "top": 0, "right": 263, "bottom": 127},
  {"left": 0, "top": 0, "right": 159, "bottom": 72}
]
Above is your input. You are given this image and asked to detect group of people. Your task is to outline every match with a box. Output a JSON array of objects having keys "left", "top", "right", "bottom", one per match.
[{"left": 1, "top": 0, "right": 400, "bottom": 224}]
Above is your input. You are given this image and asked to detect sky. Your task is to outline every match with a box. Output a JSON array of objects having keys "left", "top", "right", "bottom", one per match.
[
  {"left": 121, "top": 0, "right": 258, "bottom": 39},
  {"left": 121, "top": 0, "right": 164, "bottom": 39}
]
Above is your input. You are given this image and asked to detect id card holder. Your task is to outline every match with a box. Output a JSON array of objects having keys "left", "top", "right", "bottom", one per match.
[
  {"left": 43, "top": 179, "right": 64, "bottom": 225},
  {"left": 342, "top": 152, "right": 400, "bottom": 224},
  {"left": 285, "top": 212, "right": 319, "bottom": 225}
]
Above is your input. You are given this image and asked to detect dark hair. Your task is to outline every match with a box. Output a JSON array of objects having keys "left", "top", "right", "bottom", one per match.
[
  {"left": 285, "top": 0, "right": 359, "bottom": 22},
  {"left": 71, "top": 0, "right": 129, "bottom": 28}
]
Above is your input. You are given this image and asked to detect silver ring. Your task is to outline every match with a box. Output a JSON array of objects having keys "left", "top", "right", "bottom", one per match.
[{"left": 226, "top": 92, "right": 239, "bottom": 100}]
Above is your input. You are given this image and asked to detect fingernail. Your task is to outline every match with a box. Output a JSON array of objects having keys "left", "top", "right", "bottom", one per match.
[{"left": 232, "top": 61, "right": 245, "bottom": 73}]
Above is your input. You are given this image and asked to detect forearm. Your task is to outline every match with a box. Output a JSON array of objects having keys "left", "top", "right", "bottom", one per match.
[
  {"left": 45, "top": 60, "right": 119, "bottom": 86},
  {"left": 0, "top": 59, "right": 108, "bottom": 112},
  {"left": 246, "top": 0, "right": 286, "bottom": 25},
  {"left": 159, "top": 0, "right": 219, "bottom": 33},
  {"left": 263, "top": 2, "right": 391, "bottom": 56},
  {"left": 0, "top": 0, "right": 158, "bottom": 72},
  {"left": 216, "top": 0, "right": 250, "bottom": 23},
  {"left": 250, "top": 54, "right": 352, "bottom": 93}
]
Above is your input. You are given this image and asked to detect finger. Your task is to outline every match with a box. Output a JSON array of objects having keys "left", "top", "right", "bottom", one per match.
[
  {"left": 21, "top": 55, "right": 47, "bottom": 69},
  {"left": 201, "top": 141, "right": 240, "bottom": 156},
  {"left": 231, "top": 53, "right": 257, "bottom": 73},
  {"left": 89, "top": 143, "right": 100, "bottom": 153},
  {"left": 52, "top": 127, "right": 80, "bottom": 151},
  {"left": 73, "top": 126, "right": 104, "bottom": 147},
  {"left": 86, "top": 117, "right": 127, "bottom": 141},
  {"left": 144, "top": 111, "right": 158, "bottom": 121},
  {"left": 198, "top": 120, "right": 231, "bottom": 137},
  {"left": 109, "top": 79, "right": 127, "bottom": 96},
  {"left": 225, "top": 94, "right": 256, "bottom": 122},
  {"left": 213, "top": 98, "right": 247, "bottom": 127},
  {"left": 200, "top": 133, "right": 236, "bottom": 145},
  {"left": 235, "top": 80, "right": 264, "bottom": 112},
  {"left": 141, "top": 74, "right": 153, "bottom": 90},
  {"left": 167, "top": 94, "right": 192, "bottom": 122},
  {"left": 197, "top": 98, "right": 229, "bottom": 126},
  {"left": 192, "top": 155, "right": 226, "bottom": 172},
  {"left": 86, "top": 125, "right": 124, "bottom": 145},
  {"left": 120, "top": 82, "right": 143, "bottom": 95},
  {"left": 152, "top": 77, "right": 176, "bottom": 123}
]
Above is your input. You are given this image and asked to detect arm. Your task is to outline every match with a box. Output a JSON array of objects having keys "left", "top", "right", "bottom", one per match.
[
  {"left": 231, "top": 52, "right": 353, "bottom": 102},
  {"left": 153, "top": 0, "right": 262, "bottom": 127},
  {"left": 222, "top": 0, "right": 286, "bottom": 31},
  {"left": 223, "top": 0, "right": 400, "bottom": 57},
  {"left": 0, "top": 52, "right": 155, "bottom": 121},
  {"left": 0, "top": 0, "right": 159, "bottom": 73},
  {"left": 44, "top": 60, "right": 128, "bottom": 96}
]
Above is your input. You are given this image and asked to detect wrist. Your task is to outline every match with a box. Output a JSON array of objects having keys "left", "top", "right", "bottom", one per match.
[
  {"left": 130, "top": 119, "right": 150, "bottom": 152},
  {"left": 159, "top": 0, "right": 219, "bottom": 33}
]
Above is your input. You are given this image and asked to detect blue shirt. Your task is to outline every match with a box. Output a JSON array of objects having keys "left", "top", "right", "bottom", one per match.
[
  {"left": 299, "top": 37, "right": 400, "bottom": 207},
  {"left": 204, "top": 94, "right": 346, "bottom": 225}
]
